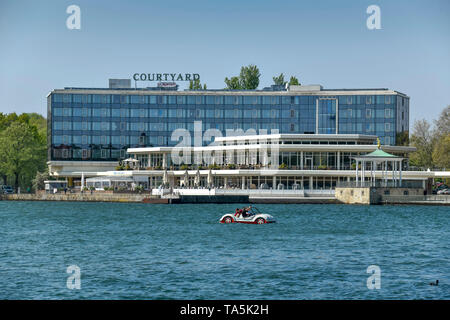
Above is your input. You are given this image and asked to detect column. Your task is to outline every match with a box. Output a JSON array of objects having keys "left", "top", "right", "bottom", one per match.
[
  {"left": 356, "top": 160, "right": 359, "bottom": 186},
  {"left": 242, "top": 176, "right": 245, "bottom": 190},
  {"left": 337, "top": 151, "right": 341, "bottom": 170},
  {"left": 309, "top": 176, "right": 313, "bottom": 190},
  {"left": 399, "top": 161, "right": 402, "bottom": 187},
  {"left": 273, "top": 176, "right": 277, "bottom": 189},
  {"left": 162, "top": 153, "right": 167, "bottom": 169},
  {"left": 300, "top": 151, "right": 304, "bottom": 170}
]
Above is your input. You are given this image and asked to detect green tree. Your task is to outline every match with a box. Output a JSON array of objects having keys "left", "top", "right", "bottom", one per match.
[
  {"left": 432, "top": 133, "right": 450, "bottom": 169},
  {"left": 224, "top": 76, "right": 242, "bottom": 90},
  {"left": 225, "top": 64, "right": 260, "bottom": 90},
  {"left": 409, "top": 119, "right": 434, "bottom": 169},
  {"left": 396, "top": 131, "right": 409, "bottom": 146},
  {"left": 0, "top": 121, "right": 46, "bottom": 190},
  {"left": 189, "top": 79, "right": 206, "bottom": 90},
  {"left": 431, "top": 105, "right": 450, "bottom": 169},
  {"left": 239, "top": 64, "right": 260, "bottom": 89},
  {"left": 288, "top": 76, "right": 300, "bottom": 86},
  {"left": 32, "top": 169, "right": 50, "bottom": 192},
  {"left": 273, "top": 73, "right": 286, "bottom": 86}
]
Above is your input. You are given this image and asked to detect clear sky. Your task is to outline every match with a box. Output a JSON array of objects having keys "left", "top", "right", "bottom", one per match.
[{"left": 0, "top": 0, "right": 449, "bottom": 124}]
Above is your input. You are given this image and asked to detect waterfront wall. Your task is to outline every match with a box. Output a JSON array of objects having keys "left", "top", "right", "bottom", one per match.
[
  {"left": 335, "top": 187, "right": 449, "bottom": 205},
  {"left": 1, "top": 193, "right": 160, "bottom": 203}
]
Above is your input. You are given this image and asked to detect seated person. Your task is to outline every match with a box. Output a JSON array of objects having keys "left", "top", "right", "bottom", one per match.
[
  {"left": 241, "top": 206, "right": 253, "bottom": 218},
  {"left": 234, "top": 208, "right": 242, "bottom": 217}
]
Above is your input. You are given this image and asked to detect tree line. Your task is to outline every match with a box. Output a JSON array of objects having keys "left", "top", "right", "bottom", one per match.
[
  {"left": 409, "top": 105, "right": 450, "bottom": 170},
  {"left": 0, "top": 113, "right": 47, "bottom": 191},
  {"left": 189, "top": 64, "right": 300, "bottom": 90}
]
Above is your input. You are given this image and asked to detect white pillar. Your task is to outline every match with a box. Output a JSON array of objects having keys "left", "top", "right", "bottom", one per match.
[
  {"left": 356, "top": 160, "right": 359, "bottom": 186},
  {"left": 337, "top": 151, "right": 340, "bottom": 170},
  {"left": 242, "top": 176, "right": 245, "bottom": 190},
  {"left": 300, "top": 151, "right": 304, "bottom": 170}
]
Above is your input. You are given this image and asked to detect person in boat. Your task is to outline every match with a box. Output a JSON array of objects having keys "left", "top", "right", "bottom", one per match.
[
  {"left": 234, "top": 208, "right": 242, "bottom": 217},
  {"left": 242, "top": 205, "right": 253, "bottom": 218}
]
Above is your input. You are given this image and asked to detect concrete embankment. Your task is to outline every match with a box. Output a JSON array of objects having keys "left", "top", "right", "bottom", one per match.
[{"left": 0, "top": 193, "right": 169, "bottom": 203}]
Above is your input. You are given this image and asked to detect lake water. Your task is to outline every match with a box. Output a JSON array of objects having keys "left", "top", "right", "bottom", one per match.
[{"left": 0, "top": 201, "right": 449, "bottom": 299}]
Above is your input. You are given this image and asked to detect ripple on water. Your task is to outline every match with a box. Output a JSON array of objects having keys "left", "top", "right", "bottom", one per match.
[{"left": 0, "top": 202, "right": 449, "bottom": 299}]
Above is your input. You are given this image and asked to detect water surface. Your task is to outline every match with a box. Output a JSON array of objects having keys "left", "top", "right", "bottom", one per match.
[{"left": 0, "top": 201, "right": 448, "bottom": 299}]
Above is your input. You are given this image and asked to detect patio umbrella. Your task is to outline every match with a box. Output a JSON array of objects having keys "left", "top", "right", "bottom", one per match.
[
  {"left": 194, "top": 169, "right": 201, "bottom": 187},
  {"left": 183, "top": 169, "right": 189, "bottom": 188},
  {"left": 207, "top": 169, "right": 213, "bottom": 188},
  {"left": 163, "top": 169, "right": 168, "bottom": 186}
]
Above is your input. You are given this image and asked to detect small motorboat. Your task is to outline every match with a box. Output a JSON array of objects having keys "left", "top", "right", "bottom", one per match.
[{"left": 219, "top": 206, "right": 275, "bottom": 224}]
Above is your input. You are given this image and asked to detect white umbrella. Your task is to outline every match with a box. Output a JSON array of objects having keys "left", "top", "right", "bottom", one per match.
[
  {"left": 194, "top": 169, "right": 201, "bottom": 187},
  {"left": 163, "top": 169, "right": 168, "bottom": 186},
  {"left": 183, "top": 170, "right": 189, "bottom": 188},
  {"left": 207, "top": 169, "right": 213, "bottom": 187}
]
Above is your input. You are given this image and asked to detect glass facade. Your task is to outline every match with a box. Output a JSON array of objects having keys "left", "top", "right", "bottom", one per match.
[{"left": 48, "top": 90, "right": 407, "bottom": 161}]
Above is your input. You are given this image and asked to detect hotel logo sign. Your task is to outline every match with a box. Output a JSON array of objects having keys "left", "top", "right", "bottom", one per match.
[{"left": 133, "top": 73, "right": 200, "bottom": 82}]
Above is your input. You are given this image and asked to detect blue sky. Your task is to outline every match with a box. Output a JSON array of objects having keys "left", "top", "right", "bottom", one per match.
[{"left": 0, "top": 0, "right": 449, "bottom": 124}]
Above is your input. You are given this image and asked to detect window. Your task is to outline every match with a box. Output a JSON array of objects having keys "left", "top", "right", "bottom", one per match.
[
  {"left": 82, "top": 108, "right": 90, "bottom": 117},
  {"left": 100, "top": 136, "right": 108, "bottom": 144},
  {"left": 385, "top": 96, "right": 391, "bottom": 104},
  {"left": 347, "top": 96, "right": 354, "bottom": 104},
  {"left": 82, "top": 122, "right": 89, "bottom": 130},
  {"left": 385, "top": 108, "right": 392, "bottom": 118},
  {"left": 366, "top": 109, "right": 372, "bottom": 118},
  {"left": 120, "top": 122, "right": 127, "bottom": 131},
  {"left": 290, "top": 109, "right": 295, "bottom": 118},
  {"left": 215, "top": 109, "right": 223, "bottom": 118},
  {"left": 385, "top": 123, "right": 391, "bottom": 132},
  {"left": 62, "top": 149, "right": 69, "bottom": 158},
  {"left": 290, "top": 124, "right": 295, "bottom": 132},
  {"left": 347, "top": 109, "right": 352, "bottom": 118},
  {"left": 82, "top": 135, "right": 88, "bottom": 144},
  {"left": 101, "top": 122, "right": 109, "bottom": 131},
  {"left": 82, "top": 149, "right": 89, "bottom": 159},
  {"left": 63, "top": 121, "right": 71, "bottom": 130},
  {"left": 385, "top": 136, "right": 391, "bottom": 145},
  {"left": 62, "top": 135, "right": 70, "bottom": 144},
  {"left": 63, "top": 108, "right": 71, "bottom": 117},
  {"left": 365, "top": 96, "right": 372, "bottom": 104},
  {"left": 101, "top": 149, "right": 108, "bottom": 158}
]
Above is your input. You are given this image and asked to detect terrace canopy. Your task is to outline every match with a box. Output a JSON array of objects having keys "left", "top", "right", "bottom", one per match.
[{"left": 353, "top": 148, "right": 404, "bottom": 187}]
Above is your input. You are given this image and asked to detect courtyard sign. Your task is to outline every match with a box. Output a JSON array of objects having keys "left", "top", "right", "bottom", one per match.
[{"left": 133, "top": 73, "right": 200, "bottom": 82}]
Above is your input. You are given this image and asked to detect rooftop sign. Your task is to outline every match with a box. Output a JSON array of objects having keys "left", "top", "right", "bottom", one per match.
[{"left": 133, "top": 73, "right": 200, "bottom": 82}]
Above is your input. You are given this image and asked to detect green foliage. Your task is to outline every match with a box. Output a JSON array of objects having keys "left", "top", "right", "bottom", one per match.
[
  {"left": 273, "top": 73, "right": 286, "bottom": 86},
  {"left": 32, "top": 169, "right": 50, "bottom": 191},
  {"left": 189, "top": 79, "right": 206, "bottom": 90},
  {"left": 396, "top": 131, "right": 409, "bottom": 146},
  {"left": 0, "top": 114, "right": 47, "bottom": 190},
  {"left": 409, "top": 119, "right": 434, "bottom": 168},
  {"left": 225, "top": 64, "right": 260, "bottom": 90},
  {"left": 224, "top": 76, "right": 242, "bottom": 90},
  {"left": 288, "top": 76, "right": 300, "bottom": 86},
  {"left": 409, "top": 106, "right": 450, "bottom": 170},
  {"left": 432, "top": 133, "right": 450, "bottom": 169},
  {"left": 239, "top": 65, "right": 260, "bottom": 90}
]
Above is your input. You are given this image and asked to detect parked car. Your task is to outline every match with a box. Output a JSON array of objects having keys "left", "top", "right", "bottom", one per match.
[
  {"left": 1, "top": 185, "right": 14, "bottom": 194},
  {"left": 437, "top": 189, "right": 450, "bottom": 195}
]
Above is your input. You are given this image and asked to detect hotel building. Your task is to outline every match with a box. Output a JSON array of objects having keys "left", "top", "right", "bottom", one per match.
[{"left": 46, "top": 79, "right": 423, "bottom": 190}]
